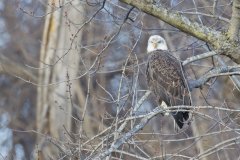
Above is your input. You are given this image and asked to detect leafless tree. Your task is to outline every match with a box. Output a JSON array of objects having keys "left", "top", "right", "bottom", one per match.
[{"left": 1, "top": 0, "right": 240, "bottom": 159}]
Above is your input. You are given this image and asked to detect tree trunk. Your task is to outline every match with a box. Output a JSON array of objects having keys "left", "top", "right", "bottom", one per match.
[{"left": 36, "top": 0, "right": 83, "bottom": 158}]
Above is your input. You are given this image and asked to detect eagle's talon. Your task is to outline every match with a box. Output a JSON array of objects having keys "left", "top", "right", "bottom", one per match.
[{"left": 160, "top": 101, "right": 169, "bottom": 116}]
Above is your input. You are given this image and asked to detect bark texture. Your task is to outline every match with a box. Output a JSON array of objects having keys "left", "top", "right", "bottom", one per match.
[{"left": 120, "top": 0, "right": 240, "bottom": 64}]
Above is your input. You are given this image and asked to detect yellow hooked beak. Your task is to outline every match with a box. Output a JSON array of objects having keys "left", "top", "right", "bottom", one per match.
[{"left": 153, "top": 42, "right": 157, "bottom": 49}]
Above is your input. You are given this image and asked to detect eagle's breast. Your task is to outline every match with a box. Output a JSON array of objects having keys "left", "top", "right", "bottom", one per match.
[{"left": 146, "top": 50, "right": 190, "bottom": 106}]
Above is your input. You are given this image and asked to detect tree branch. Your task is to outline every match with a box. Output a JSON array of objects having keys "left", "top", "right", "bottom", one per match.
[
  {"left": 182, "top": 51, "right": 217, "bottom": 66},
  {"left": 188, "top": 65, "right": 240, "bottom": 90},
  {"left": 228, "top": 0, "right": 240, "bottom": 40},
  {"left": 119, "top": 0, "right": 240, "bottom": 64},
  {"left": 90, "top": 104, "right": 240, "bottom": 159},
  {"left": 216, "top": 56, "right": 240, "bottom": 91},
  {"left": 0, "top": 54, "right": 37, "bottom": 82},
  {"left": 91, "top": 106, "right": 163, "bottom": 160}
]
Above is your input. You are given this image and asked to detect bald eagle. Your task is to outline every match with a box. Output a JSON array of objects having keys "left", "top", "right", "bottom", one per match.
[{"left": 146, "top": 35, "right": 191, "bottom": 129}]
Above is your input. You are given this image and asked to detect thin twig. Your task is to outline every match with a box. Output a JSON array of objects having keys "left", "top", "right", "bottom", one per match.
[{"left": 182, "top": 51, "right": 217, "bottom": 66}]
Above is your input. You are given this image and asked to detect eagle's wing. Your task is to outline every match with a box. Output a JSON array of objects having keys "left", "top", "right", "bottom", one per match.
[{"left": 147, "top": 50, "right": 191, "bottom": 128}]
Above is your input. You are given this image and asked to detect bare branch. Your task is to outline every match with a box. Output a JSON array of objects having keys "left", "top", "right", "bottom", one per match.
[
  {"left": 216, "top": 56, "right": 240, "bottom": 91},
  {"left": 89, "top": 104, "right": 240, "bottom": 159},
  {"left": 91, "top": 106, "right": 163, "bottom": 160},
  {"left": 193, "top": 136, "right": 240, "bottom": 159},
  {"left": 119, "top": 0, "right": 240, "bottom": 64},
  {"left": 188, "top": 65, "right": 240, "bottom": 90},
  {"left": 0, "top": 54, "right": 37, "bottom": 82},
  {"left": 213, "top": 0, "right": 219, "bottom": 15},
  {"left": 180, "top": 11, "right": 229, "bottom": 23},
  {"left": 228, "top": 0, "right": 240, "bottom": 40},
  {"left": 182, "top": 51, "right": 217, "bottom": 66}
]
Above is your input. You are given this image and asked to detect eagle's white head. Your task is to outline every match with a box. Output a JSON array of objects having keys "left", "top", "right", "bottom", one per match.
[{"left": 147, "top": 35, "right": 168, "bottom": 53}]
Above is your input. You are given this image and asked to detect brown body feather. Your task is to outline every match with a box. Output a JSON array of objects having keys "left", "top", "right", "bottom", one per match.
[{"left": 146, "top": 50, "right": 191, "bottom": 129}]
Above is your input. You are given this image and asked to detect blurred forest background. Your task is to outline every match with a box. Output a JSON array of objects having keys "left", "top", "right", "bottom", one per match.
[{"left": 1, "top": 0, "right": 240, "bottom": 159}]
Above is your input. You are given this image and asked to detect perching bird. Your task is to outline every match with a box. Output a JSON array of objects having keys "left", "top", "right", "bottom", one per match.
[{"left": 146, "top": 35, "right": 191, "bottom": 129}]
